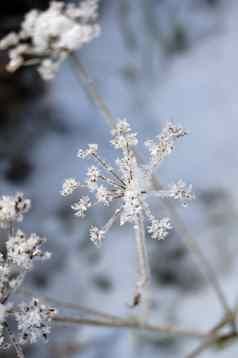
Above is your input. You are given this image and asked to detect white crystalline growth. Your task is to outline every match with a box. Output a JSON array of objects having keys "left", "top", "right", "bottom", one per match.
[
  {"left": 15, "top": 299, "right": 56, "bottom": 345},
  {"left": 7, "top": 230, "right": 51, "bottom": 271},
  {"left": 0, "top": 193, "right": 31, "bottom": 229},
  {"left": 63, "top": 119, "right": 194, "bottom": 246}
]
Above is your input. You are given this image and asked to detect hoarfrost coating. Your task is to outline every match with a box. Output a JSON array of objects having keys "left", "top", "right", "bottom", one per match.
[
  {"left": 62, "top": 119, "right": 195, "bottom": 246},
  {"left": 0, "top": 193, "right": 55, "bottom": 352},
  {"left": 0, "top": 0, "right": 100, "bottom": 79},
  {"left": 0, "top": 193, "right": 30, "bottom": 229}
]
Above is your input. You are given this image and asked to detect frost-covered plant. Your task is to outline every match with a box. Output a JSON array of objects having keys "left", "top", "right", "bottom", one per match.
[
  {"left": 0, "top": 0, "right": 100, "bottom": 79},
  {"left": 61, "top": 119, "right": 194, "bottom": 305},
  {"left": 0, "top": 193, "right": 30, "bottom": 229},
  {"left": 62, "top": 119, "right": 194, "bottom": 246},
  {"left": 0, "top": 193, "right": 55, "bottom": 355},
  {"left": 15, "top": 298, "right": 56, "bottom": 345},
  {"left": 7, "top": 230, "right": 51, "bottom": 271}
]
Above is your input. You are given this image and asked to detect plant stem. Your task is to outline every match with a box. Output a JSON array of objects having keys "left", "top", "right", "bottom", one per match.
[
  {"left": 69, "top": 53, "right": 233, "bottom": 321},
  {"left": 18, "top": 288, "right": 119, "bottom": 321},
  {"left": 70, "top": 53, "right": 115, "bottom": 128},
  {"left": 133, "top": 213, "right": 151, "bottom": 315},
  {"left": 53, "top": 315, "right": 207, "bottom": 339}
]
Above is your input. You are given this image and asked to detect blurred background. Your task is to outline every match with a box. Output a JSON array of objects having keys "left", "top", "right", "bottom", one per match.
[{"left": 1, "top": 0, "right": 238, "bottom": 357}]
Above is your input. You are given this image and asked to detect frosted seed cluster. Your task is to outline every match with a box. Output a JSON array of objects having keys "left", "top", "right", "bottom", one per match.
[
  {"left": 61, "top": 178, "right": 79, "bottom": 197},
  {"left": 62, "top": 119, "right": 194, "bottom": 246},
  {"left": 145, "top": 123, "right": 188, "bottom": 169},
  {"left": 0, "top": 0, "right": 100, "bottom": 80},
  {"left": 0, "top": 193, "right": 55, "bottom": 352},
  {"left": 0, "top": 193, "right": 30, "bottom": 229},
  {"left": 15, "top": 299, "right": 56, "bottom": 345}
]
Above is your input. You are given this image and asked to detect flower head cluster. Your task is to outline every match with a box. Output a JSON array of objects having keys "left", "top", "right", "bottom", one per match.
[
  {"left": 15, "top": 298, "right": 56, "bottom": 345},
  {"left": 7, "top": 230, "right": 51, "bottom": 271},
  {"left": 0, "top": 193, "right": 54, "bottom": 352},
  {"left": 62, "top": 119, "right": 194, "bottom": 246},
  {"left": 0, "top": 193, "right": 31, "bottom": 229},
  {"left": 0, "top": 0, "right": 100, "bottom": 79},
  {"left": 145, "top": 123, "right": 188, "bottom": 169}
]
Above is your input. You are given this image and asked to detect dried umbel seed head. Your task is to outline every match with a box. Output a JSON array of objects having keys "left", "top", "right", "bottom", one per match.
[
  {"left": 15, "top": 299, "right": 56, "bottom": 345},
  {"left": 0, "top": 193, "right": 31, "bottom": 229},
  {"left": 7, "top": 230, "right": 51, "bottom": 271},
  {"left": 0, "top": 0, "right": 100, "bottom": 80},
  {"left": 61, "top": 178, "right": 79, "bottom": 196},
  {"left": 62, "top": 119, "right": 194, "bottom": 246},
  {"left": 0, "top": 191, "right": 55, "bottom": 353}
]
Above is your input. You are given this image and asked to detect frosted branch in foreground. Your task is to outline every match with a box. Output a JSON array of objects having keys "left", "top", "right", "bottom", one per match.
[
  {"left": 0, "top": 1, "right": 100, "bottom": 80},
  {"left": 0, "top": 193, "right": 55, "bottom": 354}
]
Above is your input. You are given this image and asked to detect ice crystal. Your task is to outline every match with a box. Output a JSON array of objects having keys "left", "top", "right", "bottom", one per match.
[
  {"left": 145, "top": 122, "right": 188, "bottom": 169},
  {"left": 0, "top": 193, "right": 30, "bottom": 229},
  {"left": 89, "top": 226, "right": 105, "bottom": 247},
  {"left": 0, "top": 193, "right": 54, "bottom": 353},
  {"left": 147, "top": 217, "right": 172, "bottom": 240},
  {"left": 61, "top": 178, "right": 79, "bottom": 196},
  {"left": 7, "top": 230, "right": 51, "bottom": 271},
  {"left": 62, "top": 119, "right": 194, "bottom": 245},
  {"left": 0, "top": 0, "right": 100, "bottom": 79},
  {"left": 71, "top": 196, "right": 91, "bottom": 217},
  {"left": 15, "top": 298, "right": 56, "bottom": 344}
]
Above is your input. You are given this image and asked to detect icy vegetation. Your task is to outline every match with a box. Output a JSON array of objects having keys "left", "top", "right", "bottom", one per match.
[
  {"left": 0, "top": 0, "right": 238, "bottom": 357},
  {"left": 62, "top": 119, "right": 193, "bottom": 246},
  {"left": 0, "top": 194, "right": 55, "bottom": 354}
]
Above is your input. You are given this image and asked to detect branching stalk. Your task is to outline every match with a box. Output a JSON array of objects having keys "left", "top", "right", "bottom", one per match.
[{"left": 69, "top": 53, "right": 233, "bottom": 321}]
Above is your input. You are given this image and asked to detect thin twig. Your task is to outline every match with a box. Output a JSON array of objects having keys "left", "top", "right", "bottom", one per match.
[
  {"left": 69, "top": 53, "right": 115, "bottom": 128},
  {"left": 69, "top": 53, "right": 232, "bottom": 319},
  {"left": 53, "top": 315, "right": 207, "bottom": 338},
  {"left": 158, "top": 196, "right": 233, "bottom": 323},
  {"left": 18, "top": 288, "right": 119, "bottom": 321},
  {"left": 185, "top": 302, "right": 238, "bottom": 358}
]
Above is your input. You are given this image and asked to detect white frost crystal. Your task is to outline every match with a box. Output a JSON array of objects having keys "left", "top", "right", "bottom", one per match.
[
  {"left": 7, "top": 230, "right": 51, "bottom": 270},
  {"left": 15, "top": 299, "right": 56, "bottom": 344},
  {"left": 168, "top": 180, "right": 195, "bottom": 206},
  {"left": 145, "top": 122, "right": 188, "bottom": 169},
  {"left": 61, "top": 178, "right": 79, "bottom": 196},
  {"left": 0, "top": 0, "right": 100, "bottom": 79},
  {"left": 0, "top": 193, "right": 31, "bottom": 229},
  {"left": 63, "top": 119, "right": 194, "bottom": 245},
  {"left": 89, "top": 226, "right": 105, "bottom": 247},
  {"left": 0, "top": 193, "right": 55, "bottom": 352},
  {"left": 147, "top": 217, "right": 172, "bottom": 240},
  {"left": 71, "top": 196, "right": 91, "bottom": 217}
]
